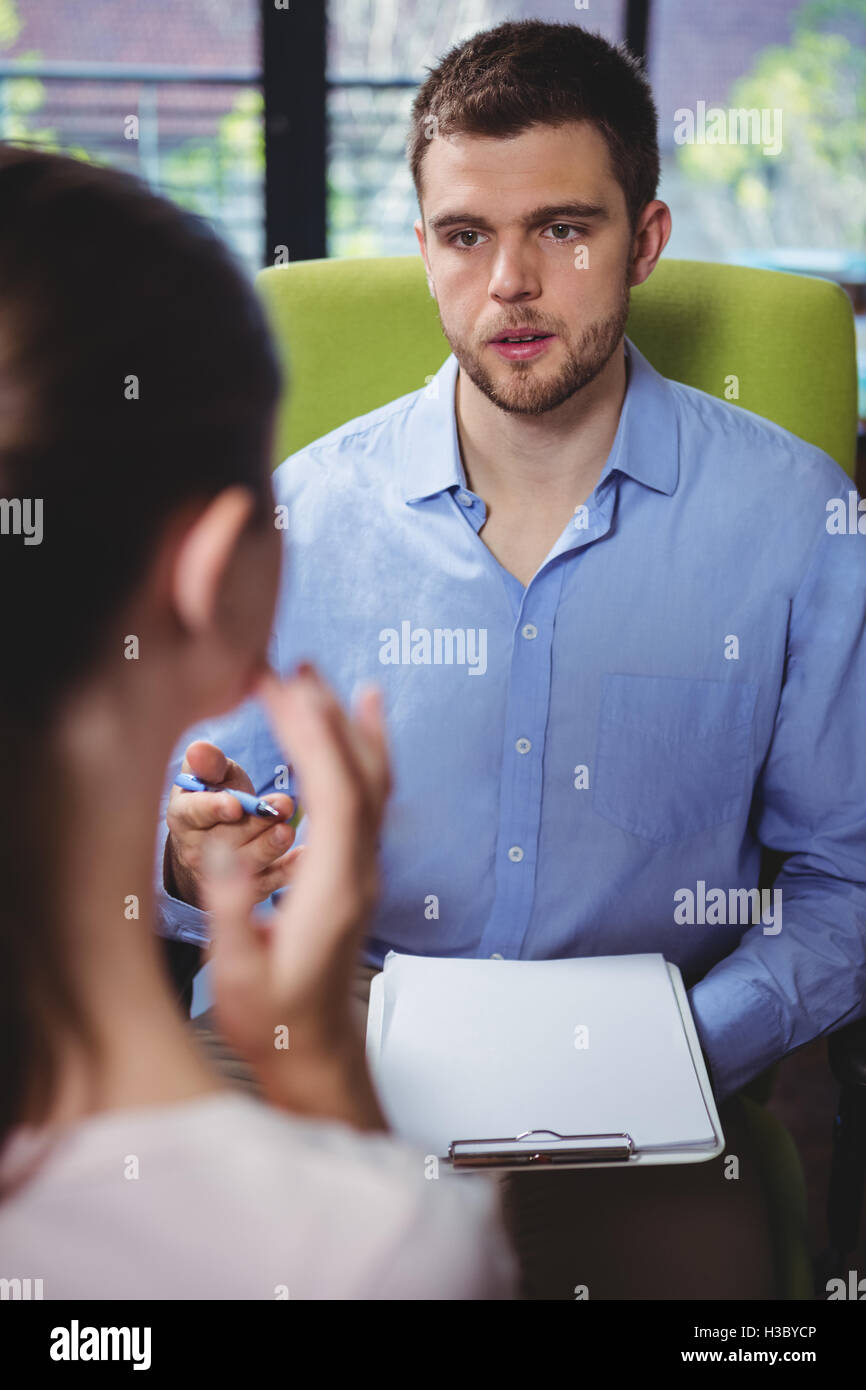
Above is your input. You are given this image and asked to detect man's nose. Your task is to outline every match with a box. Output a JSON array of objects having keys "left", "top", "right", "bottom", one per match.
[{"left": 488, "top": 239, "right": 542, "bottom": 303}]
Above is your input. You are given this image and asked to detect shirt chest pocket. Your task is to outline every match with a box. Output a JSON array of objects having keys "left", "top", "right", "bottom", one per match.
[{"left": 592, "top": 673, "right": 759, "bottom": 846}]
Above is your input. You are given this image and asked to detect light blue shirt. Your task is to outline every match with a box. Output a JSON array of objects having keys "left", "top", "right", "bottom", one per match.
[{"left": 157, "top": 337, "right": 866, "bottom": 1102}]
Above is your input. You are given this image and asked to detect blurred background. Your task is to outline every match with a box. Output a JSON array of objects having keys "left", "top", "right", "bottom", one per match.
[{"left": 2, "top": 0, "right": 863, "bottom": 438}]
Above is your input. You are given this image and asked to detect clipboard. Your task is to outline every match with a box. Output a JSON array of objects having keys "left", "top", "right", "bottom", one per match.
[{"left": 365, "top": 953, "right": 725, "bottom": 1172}]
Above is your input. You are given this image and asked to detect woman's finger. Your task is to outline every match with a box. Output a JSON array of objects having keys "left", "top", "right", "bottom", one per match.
[
  {"left": 258, "top": 668, "right": 367, "bottom": 833},
  {"left": 201, "top": 836, "right": 264, "bottom": 975},
  {"left": 350, "top": 682, "right": 392, "bottom": 811},
  {"left": 254, "top": 843, "right": 308, "bottom": 898}
]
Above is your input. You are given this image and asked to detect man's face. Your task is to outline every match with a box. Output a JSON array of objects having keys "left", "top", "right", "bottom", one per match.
[{"left": 415, "top": 121, "right": 635, "bottom": 415}]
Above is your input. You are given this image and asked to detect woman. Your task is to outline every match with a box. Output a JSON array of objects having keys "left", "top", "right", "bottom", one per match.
[{"left": 0, "top": 146, "right": 515, "bottom": 1298}]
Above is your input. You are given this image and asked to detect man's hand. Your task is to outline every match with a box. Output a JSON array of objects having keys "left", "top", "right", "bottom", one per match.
[
  {"left": 201, "top": 664, "right": 390, "bottom": 1130},
  {"left": 165, "top": 740, "right": 298, "bottom": 909}
]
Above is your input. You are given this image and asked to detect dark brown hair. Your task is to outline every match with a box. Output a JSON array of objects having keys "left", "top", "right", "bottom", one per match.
[
  {"left": 0, "top": 145, "right": 282, "bottom": 1171},
  {"left": 408, "top": 19, "right": 660, "bottom": 232}
]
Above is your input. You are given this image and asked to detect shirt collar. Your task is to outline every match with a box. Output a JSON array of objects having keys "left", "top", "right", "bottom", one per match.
[{"left": 401, "top": 335, "right": 680, "bottom": 504}]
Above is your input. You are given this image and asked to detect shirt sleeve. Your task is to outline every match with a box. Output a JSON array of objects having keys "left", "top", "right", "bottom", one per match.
[{"left": 689, "top": 500, "right": 866, "bottom": 1102}]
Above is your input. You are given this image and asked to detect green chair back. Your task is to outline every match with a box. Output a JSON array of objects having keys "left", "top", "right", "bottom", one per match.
[{"left": 257, "top": 256, "right": 857, "bottom": 476}]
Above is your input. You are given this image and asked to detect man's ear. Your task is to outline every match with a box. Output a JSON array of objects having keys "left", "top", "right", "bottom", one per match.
[
  {"left": 629, "top": 201, "right": 672, "bottom": 288},
  {"left": 172, "top": 487, "right": 255, "bottom": 634},
  {"left": 415, "top": 219, "right": 436, "bottom": 299}
]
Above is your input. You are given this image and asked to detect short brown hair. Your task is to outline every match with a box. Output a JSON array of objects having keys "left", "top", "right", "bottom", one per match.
[{"left": 408, "top": 20, "right": 659, "bottom": 232}]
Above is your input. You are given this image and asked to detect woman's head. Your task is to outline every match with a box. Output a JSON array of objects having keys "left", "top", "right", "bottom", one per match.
[
  {"left": 0, "top": 145, "right": 283, "bottom": 725},
  {"left": 0, "top": 145, "right": 284, "bottom": 1156}
]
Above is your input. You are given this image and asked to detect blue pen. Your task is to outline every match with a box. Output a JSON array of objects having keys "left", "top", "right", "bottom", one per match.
[{"left": 174, "top": 772, "right": 281, "bottom": 819}]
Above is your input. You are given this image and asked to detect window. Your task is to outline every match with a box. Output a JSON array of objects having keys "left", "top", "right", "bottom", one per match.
[
  {"left": 1, "top": 0, "right": 264, "bottom": 275},
  {"left": 327, "top": 0, "right": 627, "bottom": 256}
]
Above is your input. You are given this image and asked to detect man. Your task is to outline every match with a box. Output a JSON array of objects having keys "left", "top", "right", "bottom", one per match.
[{"left": 157, "top": 21, "right": 866, "bottom": 1297}]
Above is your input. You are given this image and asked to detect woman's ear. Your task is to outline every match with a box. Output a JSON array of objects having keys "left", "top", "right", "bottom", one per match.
[{"left": 172, "top": 486, "right": 255, "bottom": 634}]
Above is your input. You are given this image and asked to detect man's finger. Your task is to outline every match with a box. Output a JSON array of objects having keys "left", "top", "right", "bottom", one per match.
[
  {"left": 182, "top": 741, "right": 255, "bottom": 794},
  {"left": 240, "top": 817, "right": 297, "bottom": 871},
  {"left": 167, "top": 785, "right": 245, "bottom": 832}
]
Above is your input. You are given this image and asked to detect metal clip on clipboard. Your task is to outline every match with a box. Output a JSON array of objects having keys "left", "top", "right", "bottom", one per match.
[{"left": 449, "top": 1129, "right": 635, "bottom": 1169}]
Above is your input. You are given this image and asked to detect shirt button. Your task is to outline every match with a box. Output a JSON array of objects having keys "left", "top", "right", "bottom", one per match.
[
  {"left": 521, "top": 623, "right": 537, "bottom": 640},
  {"left": 515, "top": 738, "right": 531, "bottom": 754},
  {"left": 508, "top": 845, "right": 524, "bottom": 863},
  {"left": 457, "top": 491, "right": 473, "bottom": 507},
  {"left": 490, "top": 952, "right": 504, "bottom": 960}
]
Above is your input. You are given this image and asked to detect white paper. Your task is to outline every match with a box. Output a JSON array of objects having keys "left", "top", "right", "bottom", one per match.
[{"left": 367, "top": 953, "right": 719, "bottom": 1160}]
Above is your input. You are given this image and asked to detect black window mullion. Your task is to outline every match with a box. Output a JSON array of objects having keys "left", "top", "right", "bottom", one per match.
[{"left": 262, "top": 0, "right": 327, "bottom": 265}]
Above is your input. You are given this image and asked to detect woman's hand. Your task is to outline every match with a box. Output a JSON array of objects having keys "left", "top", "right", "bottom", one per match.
[{"left": 201, "top": 663, "right": 390, "bottom": 1129}]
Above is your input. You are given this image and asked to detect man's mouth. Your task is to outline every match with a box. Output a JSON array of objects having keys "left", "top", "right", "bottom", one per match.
[
  {"left": 488, "top": 331, "right": 556, "bottom": 361},
  {"left": 491, "top": 331, "right": 552, "bottom": 342}
]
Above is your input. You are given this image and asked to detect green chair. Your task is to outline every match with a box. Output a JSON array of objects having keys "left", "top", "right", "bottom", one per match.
[
  {"left": 255, "top": 255, "right": 862, "bottom": 1299},
  {"left": 257, "top": 255, "right": 857, "bottom": 475}
]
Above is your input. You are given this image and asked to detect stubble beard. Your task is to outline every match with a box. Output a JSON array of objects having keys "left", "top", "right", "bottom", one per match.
[{"left": 440, "top": 277, "right": 631, "bottom": 417}]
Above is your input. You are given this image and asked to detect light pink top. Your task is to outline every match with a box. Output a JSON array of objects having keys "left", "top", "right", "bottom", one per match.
[{"left": 0, "top": 1092, "right": 516, "bottom": 1299}]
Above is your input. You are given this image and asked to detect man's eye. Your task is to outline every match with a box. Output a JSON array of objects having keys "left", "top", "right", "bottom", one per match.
[
  {"left": 545, "top": 224, "right": 585, "bottom": 241},
  {"left": 452, "top": 229, "right": 486, "bottom": 248}
]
